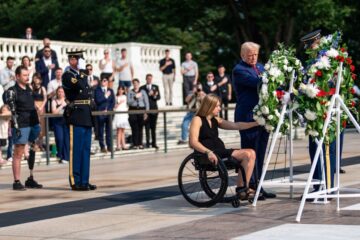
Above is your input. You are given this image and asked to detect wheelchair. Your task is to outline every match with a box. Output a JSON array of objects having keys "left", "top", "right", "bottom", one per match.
[{"left": 178, "top": 152, "right": 250, "bottom": 208}]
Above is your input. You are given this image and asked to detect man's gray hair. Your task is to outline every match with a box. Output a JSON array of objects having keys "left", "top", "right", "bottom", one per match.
[{"left": 240, "top": 42, "right": 260, "bottom": 60}]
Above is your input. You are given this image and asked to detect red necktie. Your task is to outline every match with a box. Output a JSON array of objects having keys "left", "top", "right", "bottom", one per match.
[{"left": 253, "top": 65, "right": 260, "bottom": 75}]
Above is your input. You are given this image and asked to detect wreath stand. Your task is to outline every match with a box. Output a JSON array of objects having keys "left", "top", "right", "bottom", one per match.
[
  {"left": 295, "top": 62, "right": 360, "bottom": 221},
  {"left": 252, "top": 70, "right": 328, "bottom": 207}
]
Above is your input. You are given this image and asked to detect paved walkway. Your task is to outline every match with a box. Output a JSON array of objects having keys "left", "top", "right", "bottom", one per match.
[{"left": 0, "top": 131, "right": 360, "bottom": 239}]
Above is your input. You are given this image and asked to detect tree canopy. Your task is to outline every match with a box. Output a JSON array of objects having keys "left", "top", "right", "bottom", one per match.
[{"left": 0, "top": 0, "right": 358, "bottom": 80}]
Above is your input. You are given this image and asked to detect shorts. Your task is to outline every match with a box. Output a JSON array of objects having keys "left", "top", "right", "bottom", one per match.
[
  {"left": 119, "top": 80, "right": 132, "bottom": 88},
  {"left": 213, "top": 148, "right": 235, "bottom": 159},
  {"left": 0, "top": 139, "right": 6, "bottom": 147},
  {"left": 12, "top": 124, "right": 41, "bottom": 145}
]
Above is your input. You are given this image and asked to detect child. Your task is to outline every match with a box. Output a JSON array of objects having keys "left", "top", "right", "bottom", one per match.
[
  {"left": 0, "top": 105, "right": 11, "bottom": 165},
  {"left": 113, "top": 86, "right": 129, "bottom": 150}
]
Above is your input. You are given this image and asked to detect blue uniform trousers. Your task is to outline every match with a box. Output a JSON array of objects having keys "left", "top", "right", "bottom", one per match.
[
  {"left": 240, "top": 127, "right": 269, "bottom": 186},
  {"left": 53, "top": 118, "right": 69, "bottom": 161},
  {"left": 308, "top": 132, "right": 343, "bottom": 191},
  {"left": 69, "top": 125, "right": 92, "bottom": 187}
]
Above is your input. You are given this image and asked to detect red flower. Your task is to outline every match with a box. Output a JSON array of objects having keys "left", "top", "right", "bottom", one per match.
[
  {"left": 350, "top": 65, "right": 355, "bottom": 72},
  {"left": 346, "top": 58, "right": 353, "bottom": 65},
  {"left": 342, "top": 120, "right": 347, "bottom": 128},
  {"left": 352, "top": 74, "right": 357, "bottom": 80},
  {"left": 351, "top": 101, "right": 356, "bottom": 107},
  {"left": 340, "top": 47, "right": 346, "bottom": 52},
  {"left": 315, "top": 70, "right": 322, "bottom": 77},
  {"left": 350, "top": 88, "right": 356, "bottom": 94},
  {"left": 276, "top": 90, "right": 284, "bottom": 100},
  {"left": 317, "top": 89, "right": 327, "bottom": 97},
  {"left": 320, "top": 100, "right": 327, "bottom": 105},
  {"left": 337, "top": 56, "right": 344, "bottom": 62},
  {"left": 328, "top": 88, "right": 336, "bottom": 95},
  {"left": 310, "top": 78, "right": 316, "bottom": 84}
]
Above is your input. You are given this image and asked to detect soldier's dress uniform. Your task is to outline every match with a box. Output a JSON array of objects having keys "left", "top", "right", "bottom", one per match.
[
  {"left": 301, "top": 30, "right": 342, "bottom": 192},
  {"left": 62, "top": 52, "right": 96, "bottom": 191}
]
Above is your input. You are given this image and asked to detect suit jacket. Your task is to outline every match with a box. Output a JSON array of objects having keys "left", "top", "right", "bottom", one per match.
[
  {"left": 21, "top": 35, "right": 37, "bottom": 40},
  {"left": 35, "top": 49, "right": 58, "bottom": 61},
  {"left": 232, "top": 60, "right": 264, "bottom": 128},
  {"left": 35, "top": 57, "right": 59, "bottom": 87},
  {"left": 140, "top": 84, "right": 160, "bottom": 110},
  {"left": 94, "top": 86, "right": 115, "bottom": 113}
]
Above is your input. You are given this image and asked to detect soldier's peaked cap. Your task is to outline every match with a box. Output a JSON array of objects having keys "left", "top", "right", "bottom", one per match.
[
  {"left": 66, "top": 50, "right": 84, "bottom": 59},
  {"left": 300, "top": 30, "right": 321, "bottom": 49}
]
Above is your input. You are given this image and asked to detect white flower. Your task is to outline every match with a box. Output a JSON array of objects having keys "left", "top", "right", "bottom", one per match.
[
  {"left": 265, "top": 124, "right": 274, "bottom": 132},
  {"left": 295, "top": 59, "right": 300, "bottom": 66},
  {"left": 283, "top": 59, "right": 289, "bottom": 65},
  {"left": 326, "top": 48, "right": 339, "bottom": 58},
  {"left": 275, "top": 109, "right": 280, "bottom": 117},
  {"left": 283, "top": 65, "right": 288, "bottom": 72},
  {"left": 262, "top": 75, "right": 269, "bottom": 84},
  {"left": 269, "top": 66, "right": 281, "bottom": 78},
  {"left": 292, "top": 102, "right": 299, "bottom": 110},
  {"left": 287, "top": 66, "right": 293, "bottom": 72},
  {"left": 268, "top": 115, "right": 274, "bottom": 120},
  {"left": 257, "top": 111, "right": 262, "bottom": 116},
  {"left": 253, "top": 115, "right": 258, "bottom": 120},
  {"left": 314, "top": 56, "right": 331, "bottom": 70},
  {"left": 304, "top": 84, "right": 319, "bottom": 98},
  {"left": 308, "top": 130, "right": 319, "bottom": 137},
  {"left": 304, "top": 109, "right": 317, "bottom": 121},
  {"left": 261, "top": 84, "right": 268, "bottom": 95},
  {"left": 261, "top": 106, "right": 269, "bottom": 115},
  {"left": 257, "top": 117, "right": 266, "bottom": 126},
  {"left": 264, "top": 63, "right": 270, "bottom": 70}
]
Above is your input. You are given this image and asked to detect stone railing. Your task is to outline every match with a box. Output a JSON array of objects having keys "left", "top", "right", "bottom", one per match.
[{"left": 0, "top": 38, "right": 183, "bottom": 106}]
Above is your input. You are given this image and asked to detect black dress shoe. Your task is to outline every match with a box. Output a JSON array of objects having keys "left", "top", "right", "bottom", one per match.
[
  {"left": 87, "top": 183, "right": 97, "bottom": 190},
  {"left": 340, "top": 168, "right": 346, "bottom": 174},
  {"left": 153, "top": 145, "right": 159, "bottom": 150},
  {"left": 71, "top": 185, "right": 89, "bottom": 191},
  {"left": 262, "top": 189, "right": 277, "bottom": 198}
]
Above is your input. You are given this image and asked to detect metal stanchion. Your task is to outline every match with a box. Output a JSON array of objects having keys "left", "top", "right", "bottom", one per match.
[
  {"left": 163, "top": 111, "right": 167, "bottom": 153},
  {"left": 110, "top": 113, "right": 114, "bottom": 159},
  {"left": 45, "top": 116, "right": 50, "bottom": 165}
]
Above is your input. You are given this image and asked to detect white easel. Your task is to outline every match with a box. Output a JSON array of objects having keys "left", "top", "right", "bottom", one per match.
[
  {"left": 252, "top": 71, "right": 328, "bottom": 206},
  {"left": 296, "top": 62, "right": 360, "bottom": 222}
]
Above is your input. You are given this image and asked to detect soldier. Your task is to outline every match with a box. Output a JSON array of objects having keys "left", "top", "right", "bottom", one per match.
[
  {"left": 300, "top": 30, "right": 344, "bottom": 198},
  {"left": 62, "top": 51, "right": 96, "bottom": 191}
]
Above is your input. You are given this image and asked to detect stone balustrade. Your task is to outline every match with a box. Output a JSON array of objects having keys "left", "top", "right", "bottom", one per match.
[{"left": 0, "top": 38, "right": 183, "bottom": 106}]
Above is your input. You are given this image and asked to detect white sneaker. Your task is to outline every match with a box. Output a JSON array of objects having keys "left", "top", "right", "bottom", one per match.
[{"left": 7, "top": 157, "right": 13, "bottom": 162}]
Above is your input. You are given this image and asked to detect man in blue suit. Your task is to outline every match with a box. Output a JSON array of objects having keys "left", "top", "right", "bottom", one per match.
[
  {"left": 35, "top": 46, "right": 59, "bottom": 88},
  {"left": 94, "top": 77, "right": 115, "bottom": 153},
  {"left": 233, "top": 41, "right": 276, "bottom": 199}
]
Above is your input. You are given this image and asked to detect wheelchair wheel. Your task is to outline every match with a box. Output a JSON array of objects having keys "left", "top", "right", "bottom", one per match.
[
  {"left": 178, "top": 153, "right": 228, "bottom": 208},
  {"left": 217, "top": 159, "right": 241, "bottom": 204}
]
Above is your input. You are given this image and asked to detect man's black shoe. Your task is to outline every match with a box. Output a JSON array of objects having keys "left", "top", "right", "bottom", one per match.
[
  {"left": 262, "top": 189, "right": 276, "bottom": 198},
  {"left": 25, "top": 176, "right": 43, "bottom": 189},
  {"left": 71, "top": 185, "right": 89, "bottom": 191},
  {"left": 340, "top": 168, "right": 346, "bottom": 174},
  {"left": 153, "top": 145, "right": 159, "bottom": 150},
  {"left": 13, "top": 181, "right": 26, "bottom": 191},
  {"left": 87, "top": 183, "right": 97, "bottom": 190}
]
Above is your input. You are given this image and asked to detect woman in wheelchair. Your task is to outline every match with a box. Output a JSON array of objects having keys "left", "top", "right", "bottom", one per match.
[{"left": 189, "top": 94, "right": 258, "bottom": 199}]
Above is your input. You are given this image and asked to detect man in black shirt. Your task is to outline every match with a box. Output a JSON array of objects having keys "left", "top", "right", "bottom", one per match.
[
  {"left": 5, "top": 66, "right": 42, "bottom": 190},
  {"left": 215, "top": 65, "right": 232, "bottom": 120},
  {"left": 159, "top": 49, "right": 175, "bottom": 106}
]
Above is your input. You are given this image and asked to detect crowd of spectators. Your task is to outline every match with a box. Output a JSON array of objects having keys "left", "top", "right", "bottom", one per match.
[{"left": 0, "top": 27, "right": 234, "bottom": 166}]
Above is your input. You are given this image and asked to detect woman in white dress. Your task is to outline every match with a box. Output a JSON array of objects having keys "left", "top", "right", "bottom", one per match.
[{"left": 113, "top": 86, "right": 129, "bottom": 150}]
